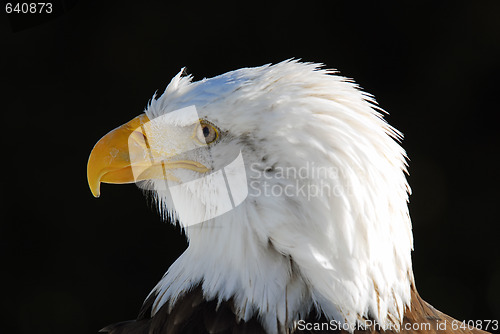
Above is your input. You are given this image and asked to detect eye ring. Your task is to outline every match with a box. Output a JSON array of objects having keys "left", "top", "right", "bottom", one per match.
[{"left": 194, "top": 120, "right": 219, "bottom": 145}]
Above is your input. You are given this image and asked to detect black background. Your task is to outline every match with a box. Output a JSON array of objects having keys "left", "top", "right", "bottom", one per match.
[{"left": 2, "top": 1, "right": 499, "bottom": 333}]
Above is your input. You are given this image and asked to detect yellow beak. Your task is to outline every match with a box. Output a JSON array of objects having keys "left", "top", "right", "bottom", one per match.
[
  {"left": 87, "top": 114, "right": 209, "bottom": 198},
  {"left": 87, "top": 114, "right": 150, "bottom": 197}
]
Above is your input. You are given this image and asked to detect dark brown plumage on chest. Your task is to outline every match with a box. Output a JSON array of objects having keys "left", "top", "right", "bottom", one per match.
[{"left": 99, "top": 284, "right": 489, "bottom": 334}]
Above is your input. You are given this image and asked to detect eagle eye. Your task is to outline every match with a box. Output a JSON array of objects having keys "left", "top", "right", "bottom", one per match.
[{"left": 195, "top": 120, "right": 218, "bottom": 144}]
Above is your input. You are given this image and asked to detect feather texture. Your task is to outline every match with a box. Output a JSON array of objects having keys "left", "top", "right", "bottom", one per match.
[
  {"left": 100, "top": 283, "right": 488, "bottom": 334},
  {"left": 146, "top": 60, "right": 413, "bottom": 331},
  {"left": 92, "top": 60, "right": 488, "bottom": 333}
]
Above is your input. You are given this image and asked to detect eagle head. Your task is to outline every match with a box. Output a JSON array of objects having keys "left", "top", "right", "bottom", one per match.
[{"left": 87, "top": 60, "right": 413, "bottom": 333}]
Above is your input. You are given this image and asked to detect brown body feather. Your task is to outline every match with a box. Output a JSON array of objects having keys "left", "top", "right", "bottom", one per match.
[{"left": 99, "top": 284, "right": 489, "bottom": 334}]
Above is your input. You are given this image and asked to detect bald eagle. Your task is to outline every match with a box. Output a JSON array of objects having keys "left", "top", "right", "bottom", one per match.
[{"left": 87, "top": 60, "right": 489, "bottom": 334}]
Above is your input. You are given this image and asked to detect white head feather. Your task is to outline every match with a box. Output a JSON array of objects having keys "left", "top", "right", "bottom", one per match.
[{"left": 142, "top": 60, "right": 413, "bottom": 333}]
